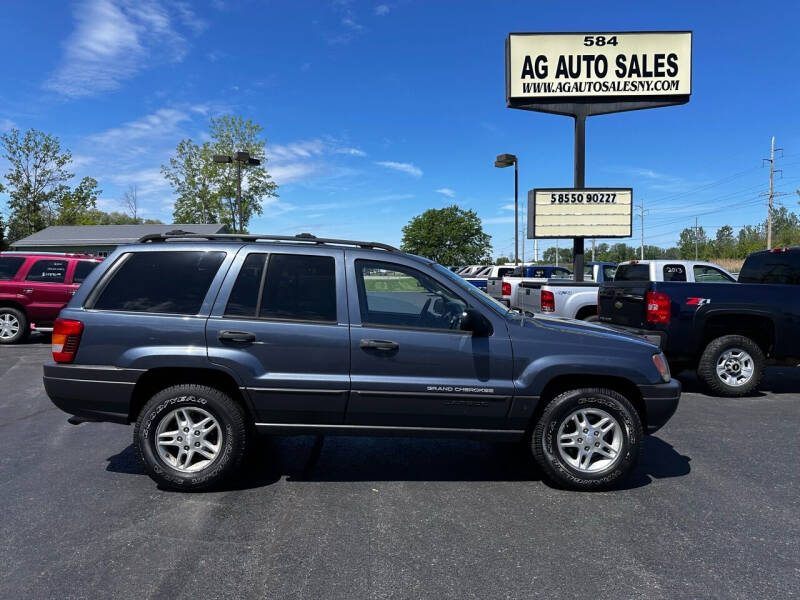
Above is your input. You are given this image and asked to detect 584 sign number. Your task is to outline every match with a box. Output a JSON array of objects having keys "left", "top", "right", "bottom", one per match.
[{"left": 583, "top": 35, "right": 618, "bottom": 47}]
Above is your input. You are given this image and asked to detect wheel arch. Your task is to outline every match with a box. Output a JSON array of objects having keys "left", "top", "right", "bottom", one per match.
[
  {"left": 128, "top": 367, "right": 255, "bottom": 424},
  {"left": 699, "top": 311, "right": 775, "bottom": 357},
  {"left": 530, "top": 374, "right": 647, "bottom": 432}
]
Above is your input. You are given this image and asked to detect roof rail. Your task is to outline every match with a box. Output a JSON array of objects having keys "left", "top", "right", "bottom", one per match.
[{"left": 136, "top": 231, "right": 400, "bottom": 252}]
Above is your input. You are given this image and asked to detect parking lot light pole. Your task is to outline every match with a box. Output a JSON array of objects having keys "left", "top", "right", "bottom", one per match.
[
  {"left": 213, "top": 152, "right": 261, "bottom": 233},
  {"left": 495, "top": 153, "right": 518, "bottom": 264}
]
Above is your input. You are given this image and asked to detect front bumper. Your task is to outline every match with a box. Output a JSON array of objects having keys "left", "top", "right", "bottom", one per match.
[
  {"left": 637, "top": 379, "right": 681, "bottom": 433},
  {"left": 43, "top": 362, "right": 142, "bottom": 424}
]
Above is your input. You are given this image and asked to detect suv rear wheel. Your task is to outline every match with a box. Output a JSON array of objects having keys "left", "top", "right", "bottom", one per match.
[
  {"left": 697, "top": 335, "right": 764, "bottom": 397},
  {"left": 0, "top": 307, "right": 29, "bottom": 344},
  {"left": 531, "top": 387, "right": 643, "bottom": 490},
  {"left": 134, "top": 384, "right": 250, "bottom": 491}
]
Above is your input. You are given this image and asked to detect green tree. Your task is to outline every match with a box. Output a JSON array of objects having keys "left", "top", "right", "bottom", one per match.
[
  {"left": 401, "top": 205, "right": 491, "bottom": 264},
  {"left": 162, "top": 139, "right": 221, "bottom": 225},
  {"left": 678, "top": 226, "right": 708, "bottom": 259},
  {"left": 55, "top": 177, "right": 101, "bottom": 225},
  {"left": 1, "top": 128, "right": 73, "bottom": 241},
  {"left": 162, "top": 116, "right": 279, "bottom": 232},
  {"left": 711, "top": 225, "right": 736, "bottom": 258}
]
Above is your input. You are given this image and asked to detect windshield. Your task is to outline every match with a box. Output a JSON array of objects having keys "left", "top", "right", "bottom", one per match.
[{"left": 432, "top": 263, "right": 510, "bottom": 315}]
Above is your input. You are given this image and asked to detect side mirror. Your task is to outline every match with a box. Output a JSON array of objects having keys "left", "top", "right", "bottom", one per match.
[{"left": 459, "top": 308, "right": 492, "bottom": 336}]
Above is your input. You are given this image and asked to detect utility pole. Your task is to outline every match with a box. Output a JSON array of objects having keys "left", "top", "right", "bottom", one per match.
[
  {"left": 637, "top": 199, "right": 647, "bottom": 260},
  {"left": 555, "top": 239, "right": 559, "bottom": 267},
  {"left": 763, "top": 136, "right": 784, "bottom": 250},
  {"left": 591, "top": 239, "right": 596, "bottom": 261},
  {"left": 695, "top": 216, "right": 699, "bottom": 260}
]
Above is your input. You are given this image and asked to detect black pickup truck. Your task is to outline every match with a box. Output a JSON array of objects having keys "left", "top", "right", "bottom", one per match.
[{"left": 598, "top": 248, "right": 800, "bottom": 396}]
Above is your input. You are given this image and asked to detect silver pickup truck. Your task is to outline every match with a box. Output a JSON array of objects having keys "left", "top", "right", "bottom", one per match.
[
  {"left": 516, "top": 262, "right": 618, "bottom": 320},
  {"left": 487, "top": 264, "right": 572, "bottom": 308}
]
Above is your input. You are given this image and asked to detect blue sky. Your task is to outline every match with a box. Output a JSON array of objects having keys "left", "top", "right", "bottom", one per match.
[{"left": 1, "top": 0, "right": 799, "bottom": 258}]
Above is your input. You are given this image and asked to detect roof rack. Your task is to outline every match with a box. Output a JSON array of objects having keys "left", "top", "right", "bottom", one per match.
[{"left": 137, "top": 231, "right": 399, "bottom": 252}]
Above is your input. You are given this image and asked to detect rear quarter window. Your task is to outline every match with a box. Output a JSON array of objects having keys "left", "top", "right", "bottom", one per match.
[
  {"left": 0, "top": 257, "right": 25, "bottom": 280},
  {"left": 663, "top": 264, "right": 687, "bottom": 282},
  {"left": 91, "top": 251, "right": 226, "bottom": 315},
  {"left": 739, "top": 252, "right": 800, "bottom": 284},
  {"left": 25, "top": 259, "right": 68, "bottom": 283},
  {"left": 614, "top": 264, "right": 650, "bottom": 281}
]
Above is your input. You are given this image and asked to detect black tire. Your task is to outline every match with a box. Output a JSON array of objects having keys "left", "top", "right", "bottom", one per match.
[
  {"left": 582, "top": 314, "right": 600, "bottom": 322},
  {"left": 531, "top": 387, "right": 643, "bottom": 491},
  {"left": 134, "top": 384, "right": 250, "bottom": 491},
  {"left": 0, "top": 306, "right": 29, "bottom": 345},
  {"left": 697, "top": 335, "right": 764, "bottom": 397}
]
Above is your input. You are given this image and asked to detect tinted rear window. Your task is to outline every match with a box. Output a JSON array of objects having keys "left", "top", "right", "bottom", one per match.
[
  {"left": 739, "top": 252, "right": 800, "bottom": 284},
  {"left": 26, "top": 259, "right": 68, "bottom": 283},
  {"left": 92, "top": 251, "right": 225, "bottom": 314},
  {"left": 614, "top": 264, "right": 650, "bottom": 281},
  {"left": 663, "top": 264, "right": 687, "bottom": 282},
  {"left": 0, "top": 257, "right": 25, "bottom": 280},
  {"left": 73, "top": 261, "right": 99, "bottom": 284},
  {"left": 260, "top": 254, "right": 336, "bottom": 322}
]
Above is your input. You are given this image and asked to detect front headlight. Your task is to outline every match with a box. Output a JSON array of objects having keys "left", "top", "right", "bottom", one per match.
[{"left": 652, "top": 352, "right": 671, "bottom": 383}]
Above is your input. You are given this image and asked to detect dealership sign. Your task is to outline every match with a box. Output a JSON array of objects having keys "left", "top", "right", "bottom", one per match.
[
  {"left": 528, "top": 188, "right": 633, "bottom": 239},
  {"left": 507, "top": 32, "right": 691, "bottom": 107}
]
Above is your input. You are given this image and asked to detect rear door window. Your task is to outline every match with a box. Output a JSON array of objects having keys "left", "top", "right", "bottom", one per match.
[
  {"left": 0, "top": 257, "right": 25, "bottom": 280},
  {"left": 72, "top": 261, "right": 99, "bottom": 284},
  {"left": 693, "top": 265, "right": 734, "bottom": 282},
  {"left": 260, "top": 254, "right": 336, "bottom": 322},
  {"left": 602, "top": 265, "right": 618, "bottom": 281},
  {"left": 663, "top": 264, "right": 687, "bottom": 282},
  {"left": 91, "top": 251, "right": 225, "bottom": 314},
  {"left": 25, "top": 259, "right": 68, "bottom": 283},
  {"left": 613, "top": 264, "right": 650, "bottom": 281}
]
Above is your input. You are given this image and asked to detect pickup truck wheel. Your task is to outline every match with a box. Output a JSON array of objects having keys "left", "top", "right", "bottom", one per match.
[
  {"left": 134, "top": 384, "right": 250, "bottom": 491},
  {"left": 531, "top": 387, "right": 642, "bottom": 491},
  {"left": 697, "top": 335, "right": 764, "bottom": 397},
  {"left": 582, "top": 315, "right": 600, "bottom": 322},
  {"left": 0, "top": 307, "right": 29, "bottom": 344}
]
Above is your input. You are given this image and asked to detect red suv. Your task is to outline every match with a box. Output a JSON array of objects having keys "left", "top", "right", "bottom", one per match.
[{"left": 0, "top": 252, "right": 102, "bottom": 344}]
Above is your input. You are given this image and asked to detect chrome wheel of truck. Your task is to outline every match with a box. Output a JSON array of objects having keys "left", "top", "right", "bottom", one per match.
[
  {"left": 697, "top": 335, "right": 764, "bottom": 397},
  {"left": 715, "top": 348, "right": 754, "bottom": 387}
]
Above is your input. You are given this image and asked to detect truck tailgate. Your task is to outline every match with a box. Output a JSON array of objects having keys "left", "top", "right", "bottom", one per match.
[
  {"left": 517, "top": 281, "right": 542, "bottom": 313},
  {"left": 486, "top": 277, "right": 504, "bottom": 298},
  {"left": 598, "top": 282, "right": 650, "bottom": 327}
]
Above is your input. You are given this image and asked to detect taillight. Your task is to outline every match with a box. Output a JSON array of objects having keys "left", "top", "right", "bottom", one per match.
[
  {"left": 646, "top": 291, "right": 671, "bottom": 324},
  {"left": 541, "top": 290, "right": 555, "bottom": 312},
  {"left": 501, "top": 282, "right": 511, "bottom": 296},
  {"left": 770, "top": 247, "right": 789, "bottom": 253},
  {"left": 52, "top": 318, "right": 83, "bottom": 363}
]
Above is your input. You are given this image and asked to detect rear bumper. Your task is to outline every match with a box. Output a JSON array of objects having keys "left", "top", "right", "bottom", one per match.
[
  {"left": 600, "top": 322, "right": 667, "bottom": 349},
  {"left": 43, "top": 362, "right": 142, "bottom": 424},
  {"left": 637, "top": 379, "right": 681, "bottom": 433}
]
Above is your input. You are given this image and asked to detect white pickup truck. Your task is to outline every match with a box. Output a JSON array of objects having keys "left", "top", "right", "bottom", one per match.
[
  {"left": 486, "top": 264, "right": 573, "bottom": 308},
  {"left": 518, "top": 259, "right": 736, "bottom": 320}
]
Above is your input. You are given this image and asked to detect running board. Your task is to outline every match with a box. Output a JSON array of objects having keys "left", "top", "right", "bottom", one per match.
[{"left": 254, "top": 422, "right": 525, "bottom": 441}]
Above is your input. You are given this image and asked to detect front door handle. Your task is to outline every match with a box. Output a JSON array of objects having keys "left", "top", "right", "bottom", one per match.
[
  {"left": 359, "top": 339, "right": 399, "bottom": 351},
  {"left": 218, "top": 330, "right": 256, "bottom": 343}
]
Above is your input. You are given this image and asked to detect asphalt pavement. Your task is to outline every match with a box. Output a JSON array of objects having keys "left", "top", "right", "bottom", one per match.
[{"left": 1, "top": 336, "right": 798, "bottom": 599}]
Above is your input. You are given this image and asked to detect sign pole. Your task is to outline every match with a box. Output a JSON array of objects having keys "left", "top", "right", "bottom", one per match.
[{"left": 573, "top": 108, "right": 587, "bottom": 282}]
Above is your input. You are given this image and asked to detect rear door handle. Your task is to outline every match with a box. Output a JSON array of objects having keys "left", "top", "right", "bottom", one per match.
[
  {"left": 359, "top": 339, "right": 399, "bottom": 351},
  {"left": 218, "top": 330, "right": 256, "bottom": 343}
]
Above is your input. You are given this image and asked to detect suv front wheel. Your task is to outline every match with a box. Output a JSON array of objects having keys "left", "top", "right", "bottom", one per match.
[
  {"left": 531, "top": 387, "right": 643, "bottom": 490},
  {"left": 134, "top": 384, "right": 249, "bottom": 491}
]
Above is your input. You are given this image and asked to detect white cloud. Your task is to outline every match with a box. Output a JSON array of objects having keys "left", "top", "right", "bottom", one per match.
[
  {"left": 89, "top": 107, "right": 196, "bottom": 146},
  {"left": 435, "top": 188, "right": 455, "bottom": 198},
  {"left": 0, "top": 118, "right": 16, "bottom": 132},
  {"left": 501, "top": 203, "right": 515, "bottom": 211},
  {"left": 109, "top": 167, "right": 171, "bottom": 196},
  {"left": 376, "top": 161, "right": 423, "bottom": 177},
  {"left": 44, "top": 0, "right": 196, "bottom": 98},
  {"left": 270, "top": 163, "right": 320, "bottom": 185},
  {"left": 269, "top": 139, "right": 326, "bottom": 161},
  {"left": 374, "top": 4, "right": 390, "bottom": 15},
  {"left": 334, "top": 147, "right": 366, "bottom": 157}
]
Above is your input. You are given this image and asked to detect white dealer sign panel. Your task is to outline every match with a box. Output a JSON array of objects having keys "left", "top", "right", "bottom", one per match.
[
  {"left": 529, "top": 188, "right": 633, "bottom": 239},
  {"left": 508, "top": 32, "right": 691, "bottom": 101}
]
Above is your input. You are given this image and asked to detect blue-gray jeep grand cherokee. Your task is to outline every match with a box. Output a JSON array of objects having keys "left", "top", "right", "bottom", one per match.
[{"left": 44, "top": 232, "right": 679, "bottom": 491}]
